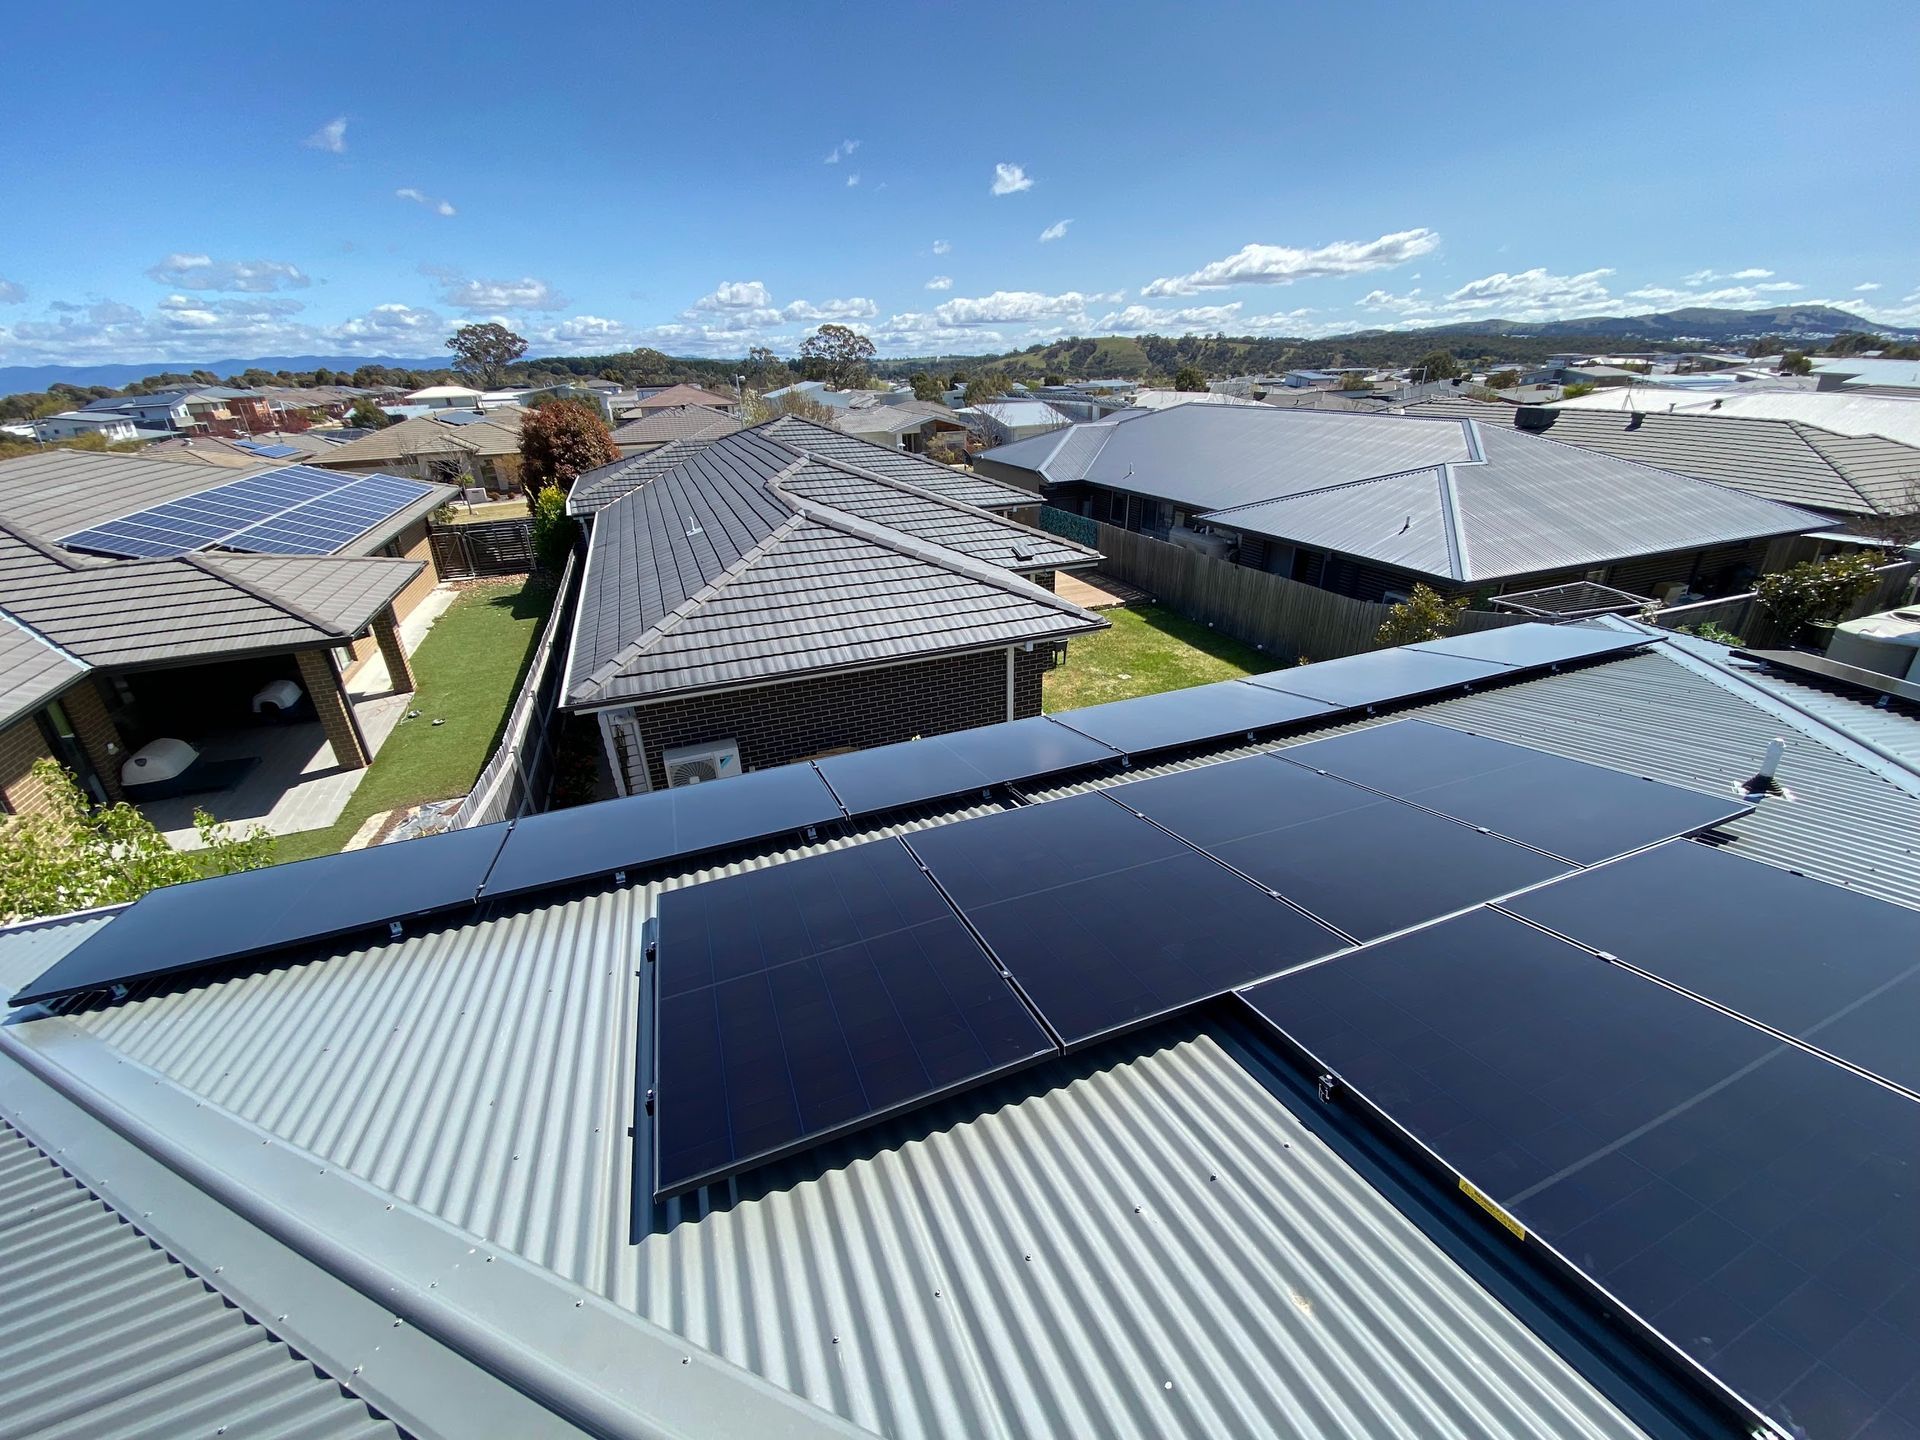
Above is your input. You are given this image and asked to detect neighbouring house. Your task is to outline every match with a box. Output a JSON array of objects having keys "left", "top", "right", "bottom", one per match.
[
  {"left": 29, "top": 411, "right": 141, "bottom": 443},
  {"left": 615, "top": 382, "right": 737, "bottom": 420},
  {"left": 832, "top": 399, "right": 971, "bottom": 454},
  {"left": 607, "top": 405, "right": 744, "bottom": 458},
  {"left": 402, "top": 384, "right": 487, "bottom": 409},
  {"left": 1548, "top": 385, "right": 1920, "bottom": 447},
  {"left": 958, "top": 397, "right": 1075, "bottom": 445},
  {"left": 79, "top": 386, "right": 266, "bottom": 437},
  {"left": 4, "top": 621, "right": 1919, "bottom": 1440},
  {"left": 140, "top": 431, "right": 353, "bottom": 468},
  {"left": 562, "top": 421, "right": 1105, "bottom": 793},
  {"left": 1813, "top": 356, "right": 1920, "bottom": 394},
  {"left": 0, "top": 449, "right": 455, "bottom": 812},
  {"left": 1411, "top": 397, "right": 1920, "bottom": 532},
  {"left": 313, "top": 407, "right": 526, "bottom": 492},
  {"left": 980, "top": 404, "right": 1830, "bottom": 604}
]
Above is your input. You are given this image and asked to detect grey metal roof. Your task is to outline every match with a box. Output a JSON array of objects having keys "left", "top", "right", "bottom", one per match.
[
  {"left": 566, "top": 429, "right": 1103, "bottom": 707},
  {"left": 608, "top": 406, "right": 745, "bottom": 449},
  {"left": 0, "top": 607, "right": 86, "bottom": 728},
  {"left": 0, "top": 1117, "right": 401, "bottom": 1440},
  {"left": 1200, "top": 419, "right": 1828, "bottom": 584},
  {"left": 761, "top": 417, "right": 1037, "bottom": 510},
  {"left": 1415, "top": 398, "right": 1920, "bottom": 517},
  {"left": 1553, "top": 387, "right": 1920, "bottom": 449}
]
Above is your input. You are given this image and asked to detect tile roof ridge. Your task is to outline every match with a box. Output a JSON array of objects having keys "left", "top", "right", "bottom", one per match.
[{"left": 182, "top": 551, "right": 340, "bottom": 637}]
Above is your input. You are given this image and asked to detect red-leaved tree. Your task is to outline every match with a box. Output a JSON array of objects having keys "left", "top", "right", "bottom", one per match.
[{"left": 518, "top": 399, "right": 617, "bottom": 506}]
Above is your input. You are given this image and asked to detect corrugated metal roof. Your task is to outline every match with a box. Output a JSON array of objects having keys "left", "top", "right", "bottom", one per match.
[
  {"left": 762, "top": 418, "right": 1037, "bottom": 510},
  {"left": 0, "top": 1118, "right": 400, "bottom": 1440},
  {"left": 1551, "top": 387, "right": 1920, "bottom": 449}
]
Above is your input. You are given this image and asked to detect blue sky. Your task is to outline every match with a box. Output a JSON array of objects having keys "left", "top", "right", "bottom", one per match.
[{"left": 2, "top": 2, "right": 1916, "bottom": 366}]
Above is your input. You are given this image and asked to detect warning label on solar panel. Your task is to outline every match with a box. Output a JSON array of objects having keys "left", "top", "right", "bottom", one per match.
[{"left": 1459, "top": 1178, "right": 1527, "bottom": 1241}]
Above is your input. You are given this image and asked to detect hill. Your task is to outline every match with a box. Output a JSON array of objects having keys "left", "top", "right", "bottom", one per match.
[
  {"left": 1389, "top": 304, "right": 1913, "bottom": 345},
  {"left": 0, "top": 356, "right": 450, "bottom": 397}
]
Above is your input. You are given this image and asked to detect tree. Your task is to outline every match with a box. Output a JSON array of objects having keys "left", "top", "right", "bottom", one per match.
[
  {"left": 1780, "top": 351, "right": 1813, "bottom": 376},
  {"left": 1485, "top": 369, "right": 1520, "bottom": 390},
  {"left": 1338, "top": 371, "right": 1375, "bottom": 392},
  {"left": 347, "top": 397, "right": 393, "bottom": 430},
  {"left": 530, "top": 486, "right": 574, "bottom": 572},
  {"left": 518, "top": 399, "right": 617, "bottom": 503},
  {"left": 1375, "top": 584, "right": 1468, "bottom": 647},
  {"left": 446, "top": 322, "right": 528, "bottom": 389},
  {"left": 963, "top": 373, "right": 1011, "bottom": 405},
  {"left": 1173, "top": 365, "right": 1206, "bottom": 392},
  {"left": 742, "top": 390, "right": 841, "bottom": 425},
  {"left": 744, "top": 346, "right": 782, "bottom": 386},
  {"left": 1415, "top": 350, "right": 1463, "bottom": 381},
  {"left": 1860, "top": 479, "right": 1920, "bottom": 549},
  {"left": 1561, "top": 380, "right": 1597, "bottom": 399},
  {"left": 908, "top": 372, "right": 947, "bottom": 403},
  {"left": 1827, "top": 331, "right": 1884, "bottom": 357},
  {"left": 797, "top": 324, "right": 877, "bottom": 389},
  {"left": 1752, "top": 551, "right": 1881, "bottom": 643},
  {"left": 0, "top": 761, "right": 274, "bottom": 922}
]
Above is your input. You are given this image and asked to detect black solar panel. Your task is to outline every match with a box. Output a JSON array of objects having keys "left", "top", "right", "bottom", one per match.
[
  {"left": 1109, "top": 755, "right": 1570, "bottom": 941},
  {"left": 651, "top": 839, "right": 1055, "bottom": 1197},
  {"left": 905, "top": 792, "right": 1345, "bottom": 1046},
  {"left": 482, "top": 764, "right": 845, "bottom": 899},
  {"left": 815, "top": 716, "right": 1119, "bottom": 815},
  {"left": 1734, "top": 647, "right": 1920, "bottom": 706},
  {"left": 1241, "top": 909, "right": 1920, "bottom": 1440},
  {"left": 1049, "top": 679, "right": 1336, "bottom": 756},
  {"left": 1507, "top": 841, "right": 1920, "bottom": 1094},
  {"left": 11, "top": 823, "right": 510, "bottom": 1005},
  {"left": 1409, "top": 624, "right": 1652, "bottom": 670},
  {"left": 1276, "top": 719, "right": 1750, "bottom": 864},
  {"left": 1242, "top": 647, "right": 1510, "bottom": 709}
]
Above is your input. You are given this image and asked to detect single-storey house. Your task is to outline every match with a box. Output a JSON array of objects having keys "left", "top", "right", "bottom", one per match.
[
  {"left": 980, "top": 404, "right": 1831, "bottom": 604},
  {"left": 615, "top": 382, "right": 737, "bottom": 421},
  {"left": 314, "top": 407, "right": 525, "bottom": 492},
  {"left": 607, "top": 405, "right": 743, "bottom": 458},
  {"left": 402, "top": 385, "right": 487, "bottom": 409},
  {"left": 563, "top": 421, "right": 1105, "bottom": 793},
  {"left": 0, "top": 449, "right": 455, "bottom": 813},
  {"left": 959, "top": 398, "right": 1075, "bottom": 445},
  {"left": 833, "top": 399, "right": 971, "bottom": 454}
]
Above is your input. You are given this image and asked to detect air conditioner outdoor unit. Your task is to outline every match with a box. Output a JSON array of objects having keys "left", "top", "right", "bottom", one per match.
[{"left": 663, "top": 740, "right": 741, "bottom": 788}]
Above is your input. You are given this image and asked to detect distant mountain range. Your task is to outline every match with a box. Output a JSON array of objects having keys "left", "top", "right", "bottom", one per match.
[
  {"left": 1364, "top": 304, "right": 1919, "bottom": 345},
  {"left": 0, "top": 355, "right": 447, "bottom": 396}
]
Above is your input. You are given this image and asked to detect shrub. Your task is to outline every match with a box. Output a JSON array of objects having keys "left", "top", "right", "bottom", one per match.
[
  {"left": 518, "top": 398, "right": 617, "bottom": 503},
  {"left": 1752, "top": 551, "right": 1881, "bottom": 642},
  {"left": 530, "top": 486, "right": 573, "bottom": 573},
  {"left": 1376, "top": 584, "right": 1468, "bottom": 647}
]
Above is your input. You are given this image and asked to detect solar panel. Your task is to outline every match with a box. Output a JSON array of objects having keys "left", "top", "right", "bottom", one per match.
[
  {"left": 651, "top": 838, "right": 1055, "bottom": 1197},
  {"left": 1108, "top": 755, "right": 1571, "bottom": 941},
  {"left": 1241, "top": 909, "right": 1920, "bottom": 1440},
  {"left": 1048, "top": 679, "right": 1337, "bottom": 756},
  {"left": 435, "top": 409, "right": 493, "bottom": 426},
  {"left": 1408, "top": 624, "right": 1652, "bottom": 670},
  {"left": 233, "top": 440, "right": 301, "bottom": 459},
  {"left": 482, "top": 764, "right": 845, "bottom": 899},
  {"left": 1275, "top": 719, "right": 1750, "bottom": 864},
  {"left": 905, "top": 792, "right": 1344, "bottom": 1046},
  {"left": 1242, "top": 646, "right": 1511, "bottom": 710},
  {"left": 11, "top": 823, "right": 510, "bottom": 1006},
  {"left": 1507, "top": 840, "right": 1920, "bottom": 1094},
  {"left": 226, "top": 473, "right": 435, "bottom": 555},
  {"left": 814, "top": 716, "right": 1119, "bottom": 815},
  {"left": 1733, "top": 647, "right": 1920, "bottom": 706}
]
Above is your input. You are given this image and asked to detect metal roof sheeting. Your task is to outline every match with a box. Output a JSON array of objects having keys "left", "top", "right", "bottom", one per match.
[{"left": 1551, "top": 387, "right": 1920, "bottom": 449}]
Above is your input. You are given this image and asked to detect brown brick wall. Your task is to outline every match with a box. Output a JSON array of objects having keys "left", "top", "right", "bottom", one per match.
[
  {"left": 347, "top": 524, "right": 439, "bottom": 673},
  {"left": 611, "top": 645, "right": 1059, "bottom": 793},
  {"left": 0, "top": 716, "right": 57, "bottom": 817},
  {"left": 296, "top": 649, "right": 370, "bottom": 769},
  {"left": 63, "top": 679, "right": 125, "bottom": 803}
]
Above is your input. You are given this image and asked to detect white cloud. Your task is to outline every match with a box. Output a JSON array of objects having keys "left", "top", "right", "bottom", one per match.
[
  {"left": 781, "top": 297, "right": 879, "bottom": 323},
  {"left": 1624, "top": 280, "right": 1801, "bottom": 307},
  {"left": 1446, "top": 267, "right": 1617, "bottom": 317},
  {"left": 1039, "top": 219, "right": 1072, "bottom": 243},
  {"left": 145, "top": 253, "right": 312, "bottom": 293},
  {"left": 1855, "top": 282, "right": 1882, "bottom": 292},
  {"left": 304, "top": 116, "right": 347, "bottom": 153},
  {"left": 930, "top": 289, "right": 1120, "bottom": 327},
  {"left": 0, "top": 279, "right": 24, "bottom": 305},
  {"left": 1683, "top": 267, "right": 1773, "bottom": 283},
  {"left": 0, "top": 294, "right": 458, "bottom": 364},
  {"left": 1143, "top": 228, "right": 1440, "bottom": 296},
  {"left": 990, "top": 163, "right": 1034, "bottom": 196},
  {"left": 1095, "top": 302, "right": 1244, "bottom": 334},
  {"left": 691, "top": 280, "right": 774, "bottom": 312},
  {"left": 931, "top": 239, "right": 951, "bottom": 255},
  {"left": 432, "top": 273, "right": 569, "bottom": 312},
  {"left": 846, "top": 173, "right": 860, "bottom": 187},
  {"left": 395, "top": 187, "right": 456, "bottom": 217},
  {"left": 925, "top": 275, "right": 953, "bottom": 291},
  {"left": 823, "top": 139, "right": 861, "bottom": 164}
]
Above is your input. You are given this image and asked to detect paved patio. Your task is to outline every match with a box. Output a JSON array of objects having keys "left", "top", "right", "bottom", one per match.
[{"left": 139, "top": 585, "right": 457, "bottom": 849}]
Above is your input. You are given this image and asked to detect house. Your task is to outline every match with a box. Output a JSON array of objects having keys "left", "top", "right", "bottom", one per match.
[
  {"left": 606, "top": 404, "right": 744, "bottom": 458},
  {"left": 313, "top": 407, "right": 526, "bottom": 492},
  {"left": 29, "top": 411, "right": 140, "bottom": 443},
  {"left": 1549, "top": 385, "right": 1920, "bottom": 447},
  {"left": 401, "top": 384, "right": 487, "bottom": 409},
  {"left": 4, "top": 620, "right": 1918, "bottom": 1440},
  {"left": 0, "top": 449, "right": 455, "bottom": 813},
  {"left": 139, "top": 430, "right": 354, "bottom": 469},
  {"left": 615, "top": 381, "right": 737, "bottom": 420},
  {"left": 832, "top": 399, "right": 971, "bottom": 454},
  {"left": 957, "top": 397, "right": 1074, "bottom": 444},
  {"left": 80, "top": 386, "right": 265, "bottom": 437},
  {"left": 562, "top": 421, "right": 1105, "bottom": 793},
  {"left": 1813, "top": 356, "right": 1920, "bottom": 394},
  {"left": 979, "top": 404, "right": 1829, "bottom": 603},
  {"left": 1412, "top": 397, "right": 1920, "bottom": 528}
]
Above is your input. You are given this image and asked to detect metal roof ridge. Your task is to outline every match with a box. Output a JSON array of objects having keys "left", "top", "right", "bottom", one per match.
[
  {"left": 1502, "top": 424, "right": 1835, "bottom": 525},
  {"left": 1436, "top": 463, "right": 1471, "bottom": 582}
]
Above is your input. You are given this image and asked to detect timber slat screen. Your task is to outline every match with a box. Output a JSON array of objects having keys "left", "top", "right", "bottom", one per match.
[{"left": 429, "top": 517, "right": 536, "bottom": 579}]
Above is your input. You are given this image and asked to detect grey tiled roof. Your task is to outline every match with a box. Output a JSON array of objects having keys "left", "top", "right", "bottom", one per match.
[
  {"left": 761, "top": 416, "right": 1036, "bottom": 509},
  {"left": 313, "top": 408, "right": 523, "bottom": 465},
  {"left": 1411, "top": 397, "right": 1920, "bottom": 517},
  {"left": 566, "top": 435, "right": 731, "bottom": 517},
  {"left": 565, "top": 429, "right": 1103, "bottom": 706},
  {"left": 198, "top": 553, "right": 428, "bottom": 635},
  {"left": 0, "top": 607, "right": 86, "bottom": 728},
  {"left": 0, "top": 449, "right": 276, "bottom": 539},
  {"left": 608, "top": 405, "right": 744, "bottom": 449}
]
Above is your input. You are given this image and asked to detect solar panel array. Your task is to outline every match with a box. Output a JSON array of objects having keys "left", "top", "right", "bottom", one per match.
[
  {"left": 231, "top": 439, "right": 302, "bottom": 459},
  {"left": 59, "top": 465, "right": 434, "bottom": 559},
  {"left": 1240, "top": 862, "right": 1920, "bottom": 1440},
  {"left": 646, "top": 722, "right": 1750, "bottom": 1198}
]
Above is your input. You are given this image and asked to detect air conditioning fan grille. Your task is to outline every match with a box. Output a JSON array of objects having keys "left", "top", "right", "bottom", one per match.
[{"left": 670, "top": 758, "right": 721, "bottom": 785}]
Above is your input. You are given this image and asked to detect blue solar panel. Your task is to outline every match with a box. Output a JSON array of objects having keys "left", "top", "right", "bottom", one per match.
[
  {"left": 59, "top": 466, "right": 432, "bottom": 559},
  {"left": 233, "top": 440, "right": 302, "bottom": 458}
]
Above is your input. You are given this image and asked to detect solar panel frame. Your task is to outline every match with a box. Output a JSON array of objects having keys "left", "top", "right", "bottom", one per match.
[
  {"left": 814, "top": 716, "right": 1120, "bottom": 816},
  {"left": 649, "top": 837, "right": 1057, "bottom": 1198},
  {"left": 1407, "top": 624, "right": 1653, "bottom": 670},
  {"left": 11, "top": 822, "right": 511, "bottom": 1006},
  {"left": 1048, "top": 679, "right": 1339, "bottom": 757},
  {"left": 1241, "top": 646, "right": 1512, "bottom": 710}
]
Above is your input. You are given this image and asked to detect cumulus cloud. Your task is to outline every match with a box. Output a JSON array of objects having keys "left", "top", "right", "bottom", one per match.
[
  {"left": 925, "top": 275, "right": 953, "bottom": 291},
  {"left": 990, "top": 163, "right": 1034, "bottom": 196},
  {"left": 145, "top": 253, "right": 311, "bottom": 293},
  {"left": 781, "top": 297, "right": 879, "bottom": 323},
  {"left": 846, "top": 173, "right": 860, "bottom": 187},
  {"left": 1683, "top": 267, "right": 1772, "bottom": 283},
  {"left": 691, "top": 280, "right": 774, "bottom": 312},
  {"left": 1095, "top": 302, "right": 1244, "bottom": 334},
  {"left": 395, "top": 187, "right": 456, "bottom": 217},
  {"left": 929, "top": 289, "right": 1121, "bottom": 327},
  {"left": 1039, "top": 219, "right": 1072, "bottom": 243},
  {"left": 1624, "top": 279, "right": 1802, "bottom": 307},
  {"left": 304, "top": 117, "right": 347, "bottom": 153},
  {"left": 931, "top": 239, "right": 951, "bottom": 255},
  {"left": 1143, "top": 228, "right": 1439, "bottom": 296},
  {"left": 430, "top": 271, "right": 569, "bottom": 312},
  {"left": 0, "top": 279, "right": 24, "bottom": 305},
  {"left": 823, "top": 139, "right": 861, "bottom": 164},
  {"left": 1353, "top": 267, "right": 1619, "bottom": 328},
  {"left": 1855, "top": 282, "right": 1882, "bottom": 292},
  {"left": 0, "top": 293, "right": 456, "bottom": 364}
]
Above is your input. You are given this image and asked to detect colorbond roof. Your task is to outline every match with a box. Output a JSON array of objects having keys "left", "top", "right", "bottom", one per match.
[
  {"left": 1549, "top": 386, "right": 1920, "bottom": 447},
  {"left": 10, "top": 636, "right": 1920, "bottom": 1438}
]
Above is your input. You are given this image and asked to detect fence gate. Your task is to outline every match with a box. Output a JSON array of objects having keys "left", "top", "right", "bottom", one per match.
[{"left": 429, "top": 518, "right": 535, "bottom": 579}]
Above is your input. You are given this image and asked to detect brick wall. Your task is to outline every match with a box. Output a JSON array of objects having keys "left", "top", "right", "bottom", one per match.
[
  {"left": 608, "top": 645, "right": 1059, "bottom": 793},
  {"left": 63, "top": 680, "right": 125, "bottom": 803},
  {"left": 347, "top": 524, "right": 440, "bottom": 674},
  {"left": 0, "top": 716, "right": 57, "bottom": 817}
]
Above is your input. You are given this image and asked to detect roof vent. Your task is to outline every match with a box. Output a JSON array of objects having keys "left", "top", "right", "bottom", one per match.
[{"left": 1514, "top": 406, "right": 1556, "bottom": 432}]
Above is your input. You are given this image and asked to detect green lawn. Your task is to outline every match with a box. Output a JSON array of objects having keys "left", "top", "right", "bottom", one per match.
[
  {"left": 270, "top": 579, "right": 554, "bottom": 864},
  {"left": 1043, "top": 604, "right": 1276, "bottom": 711}
]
